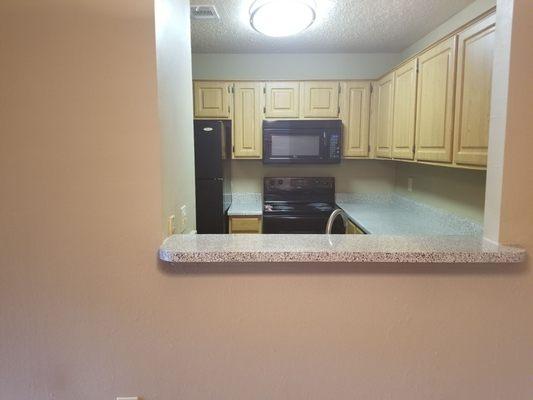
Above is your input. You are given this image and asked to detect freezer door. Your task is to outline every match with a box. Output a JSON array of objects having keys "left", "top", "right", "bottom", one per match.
[
  {"left": 194, "top": 120, "right": 224, "bottom": 179},
  {"left": 195, "top": 179, "right": 226, "bottom": 233}
]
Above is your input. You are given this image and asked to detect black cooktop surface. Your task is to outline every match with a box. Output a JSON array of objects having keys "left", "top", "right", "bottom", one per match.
[{"left": 263, "top": 201, "right": 337, "bottom": 215}]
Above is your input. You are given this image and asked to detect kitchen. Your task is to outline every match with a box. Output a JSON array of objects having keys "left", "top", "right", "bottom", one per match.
[
  {"left": 2, "top": 0, "right": 531, "bottom": 399},
  {"left": 188, "top": 0, "right": 492, "bottom": 238}
]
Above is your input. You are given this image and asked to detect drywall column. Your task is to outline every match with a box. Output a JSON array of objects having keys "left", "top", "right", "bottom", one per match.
[
  {"left": 498, "top": 0, "right": 533, "bottom": 247},
  {"left": 156, "top": 0, "right": 196, "bottom": 234},
  {"left": 483, "top": 0, "right": 515, "bottom": 242}
]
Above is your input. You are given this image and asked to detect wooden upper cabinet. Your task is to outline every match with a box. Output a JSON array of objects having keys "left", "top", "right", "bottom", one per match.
[
  {"left": 340, "top": 81, "right": 371, "bottom": 158},
  {"left": 301, "top": 81, "right": 340, "bottom": 118},
  {"left": 453, "top": 14, "right": 495, "bottom": 167},
  {"left": 265, "top": 82, "right": 300, "bottom": 118},
  {"left": 374, "top": 72, "right": 395, "bottom": 158},
  {"left": 194, "top": 81, "right": 232, "bottom": 118},
  {"left": 415, "top": 37, "right": 457, "bottom": 163},
  {"left": 233, "top": 82, "right": 264, "bottom": 159},
  {"left": 392, "top": 59, "right": 418, "bottom": 160}
]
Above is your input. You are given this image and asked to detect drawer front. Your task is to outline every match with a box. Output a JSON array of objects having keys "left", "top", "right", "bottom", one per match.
[{"left": 230, "top": 217, "right": 262, "bottom": 233}]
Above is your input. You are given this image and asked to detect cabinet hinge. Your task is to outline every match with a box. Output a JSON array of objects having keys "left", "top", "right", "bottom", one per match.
[
  {"left": 228, "top": 106, "right": 231, "bottom": 113},
  {"left": 263, "top": 86, "right": 266, "bottom": 94},
  {"left": 370, "top": 84, "right": 374, "bottom": 94},
  {"left": 412, "top": 145, "right": 416, "bottom": 153},
  {"left": 227, "top": 85, "right": 231, "bottom": 94},
  {"left": 263, "top": 106, "right": 266, "bottom": 114},
  {"left": 232, "top": 145, "right": 235, "bottom": 153},
  {"left": 337, "top": 106, "right": 341, "bottom": 116},
  {"left": 231, "top": 85, "right": 235, "bottom": 93},
  {"left": 338, "top": 83, "right": 341, "bottom": 94}
]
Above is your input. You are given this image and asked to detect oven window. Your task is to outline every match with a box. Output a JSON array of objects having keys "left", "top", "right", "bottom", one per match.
[{"left": 271, "top": 134, "right": 320, "bottom": 157}]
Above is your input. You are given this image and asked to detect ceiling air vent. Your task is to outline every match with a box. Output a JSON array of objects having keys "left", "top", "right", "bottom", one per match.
[{"left": 190, "top": 5, "right": 220, "bottom": 20}]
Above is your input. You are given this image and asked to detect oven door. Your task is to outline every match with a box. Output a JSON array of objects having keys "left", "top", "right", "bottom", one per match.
[
  {"left": 263, "top": 215, "right": 345, "bottom": 234},
  {"left": 263, "top": 129, "right": 328, "bottom": 164}
]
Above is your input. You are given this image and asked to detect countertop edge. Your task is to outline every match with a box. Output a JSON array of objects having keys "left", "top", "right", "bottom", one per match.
[{"left": 159, "top": 237, "right": 526, "bottom": 264}]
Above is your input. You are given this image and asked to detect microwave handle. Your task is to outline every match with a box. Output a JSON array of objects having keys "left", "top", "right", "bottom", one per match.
[{"left": 322, "top": 131, "right": 327, "bottom": 158}]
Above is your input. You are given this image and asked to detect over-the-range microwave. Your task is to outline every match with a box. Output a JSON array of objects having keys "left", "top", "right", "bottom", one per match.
[{"left": 263, "top": 120, "right": 342, "bottom": 164}]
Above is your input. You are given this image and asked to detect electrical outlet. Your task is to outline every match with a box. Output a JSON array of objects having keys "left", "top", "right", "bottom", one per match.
[
  {"left": 407, "top": 177, "right": 414, "bottom": 192},
  {"left": 167, "top": 215, "right": 176, "bottom": 235},
  {"left": 116, "top": 397, "right": 139, "bottom": 400},
  {"left": 180, "top": 205, "right": 187, "bottom": 233}
]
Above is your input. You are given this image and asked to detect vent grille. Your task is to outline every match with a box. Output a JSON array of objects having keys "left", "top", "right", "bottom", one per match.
[{"left": 190, "top": 5, "right": 219, "bottom": 20}]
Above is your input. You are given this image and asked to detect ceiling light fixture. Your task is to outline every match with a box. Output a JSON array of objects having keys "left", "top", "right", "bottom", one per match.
[{"left": 249, "top": 0, "right": 316, "bottom": 37}]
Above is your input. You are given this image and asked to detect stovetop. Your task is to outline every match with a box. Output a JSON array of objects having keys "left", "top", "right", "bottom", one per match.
[
  {"left": 263, "top": 201, "right": 337, "bottom": 216},
  {"left": 263, "top": 177, "right": 337, "bottom": 216}
]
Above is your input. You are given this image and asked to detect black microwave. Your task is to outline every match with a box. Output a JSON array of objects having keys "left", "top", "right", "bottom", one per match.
[{"left": 263, "top": 120, "right": 342, "bottom": 164}]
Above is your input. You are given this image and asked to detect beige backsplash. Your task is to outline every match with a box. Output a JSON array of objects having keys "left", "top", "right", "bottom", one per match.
[
  {"left": 231, "top": 159, "right": 486, "bottom": 223},
  {"left": 230, "top": 159, "right": 396, "bottom": 194},
  {"left": 394, "top": 161, "right": 486, "bottom": 223}
]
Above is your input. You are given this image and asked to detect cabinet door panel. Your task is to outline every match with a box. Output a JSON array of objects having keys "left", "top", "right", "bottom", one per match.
[
  {"left": 374, "top": 72, "right": 395, "bottom": 158},
  {"left": 341, "top": 81, "right": 370, "bottom": 157},
  {"left": 301, "top": 81, "right": 340, "bottom": 118},
  {"left": 233, "top": 82, "right": 263, "bottom": 159},
  {"left": 415, "top": 37, "right": 456, "bottom": 162},
  {"left": 392, "top": 59, "right": 418, "bottom": 159},
  {"left": 194, "top": 81, "right": 231, "bottom": 118},
  {"left": 265, "top": 82, "right": 300, "bottom": 118},
  {"left": 453, "top": 14, "right": 495, "bottom": 167}
]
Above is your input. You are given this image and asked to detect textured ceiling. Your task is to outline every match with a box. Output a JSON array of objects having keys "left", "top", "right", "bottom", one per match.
[{"left": 191, "top": 0, "right": 476, "bottom": 53}]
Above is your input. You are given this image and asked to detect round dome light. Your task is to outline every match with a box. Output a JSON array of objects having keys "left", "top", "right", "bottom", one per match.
[{"left": 250, "top": 0, "right": 316, "bottom": 37}]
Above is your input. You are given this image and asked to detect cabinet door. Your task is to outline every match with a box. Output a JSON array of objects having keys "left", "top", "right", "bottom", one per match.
[
  {"left": 301, "top": 81, "right": 340, "bottom": 118},
  {"left": 340, "top": 81, "right": 371, "bottom": 157},
  {"left": 374, "top": 72, "right": 395, "bottom": 158},
  {"left": 194, "top": 81, "right": 231, "bottom": 118},
  {"left": 265, "top": 82, "right": 300, "bottom": 118},
  {"left": 233, "top": 82, "right": 264, "bottom": 159},
  {"left": 415, "top": 37, "right": 457, "bottom": 162},
  {"left": 392, "top": 59, "right": 418, "bottom": 159},
  {"left": 453, "top": 14, "right": 495, "bottom": 167}
]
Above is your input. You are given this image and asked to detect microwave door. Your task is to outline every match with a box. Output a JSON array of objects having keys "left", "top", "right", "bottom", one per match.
[{"left": 267, "top": 130, "right": 322, "bottom": 161}]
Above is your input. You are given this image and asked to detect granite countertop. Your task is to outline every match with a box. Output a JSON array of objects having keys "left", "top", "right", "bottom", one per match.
[
  {"left": 336, "top": 193, "right": 483, "bottom": 236},
  {"left": 227, "top": 193, "right": 262, "bottom": 216},
  {"left": 159, "top": 234, "right": 525, "bottom": 264}
]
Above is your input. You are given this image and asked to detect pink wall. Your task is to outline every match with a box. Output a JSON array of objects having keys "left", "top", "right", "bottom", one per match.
[{"left": 1, "top": 1, "right": 532, "bottom": 399}]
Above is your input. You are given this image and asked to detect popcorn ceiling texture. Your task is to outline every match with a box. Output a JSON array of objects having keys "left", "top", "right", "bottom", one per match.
[{"left": 191, "top": 0, "right": 476, "bottom": 53}]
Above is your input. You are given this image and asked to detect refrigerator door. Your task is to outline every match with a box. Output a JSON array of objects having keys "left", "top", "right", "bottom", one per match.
[
  {"left": 196, "top": 179, "right": 226, "bottom": 233},
  {"left": 194, "top": 120, "right": 224, "bottom": 179}
]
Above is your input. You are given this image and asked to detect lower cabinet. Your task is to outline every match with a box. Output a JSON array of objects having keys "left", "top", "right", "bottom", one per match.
[
  {"left": 346, "top": 219, "right": 365, "bottom": 234},
  {"left": 229, "top": 216, "right": 262, "bottom": 234}
]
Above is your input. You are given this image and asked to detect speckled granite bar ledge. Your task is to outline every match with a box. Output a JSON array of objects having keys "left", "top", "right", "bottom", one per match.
[{"left": 159, "top": 234, "right": 526, "bottom": 264}]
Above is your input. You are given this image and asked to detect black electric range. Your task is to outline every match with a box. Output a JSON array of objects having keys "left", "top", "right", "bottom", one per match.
[{"left": 262, "top": 177, "right": 344, "bottom": 234}]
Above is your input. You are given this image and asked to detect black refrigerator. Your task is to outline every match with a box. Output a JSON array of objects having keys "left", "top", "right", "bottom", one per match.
[{"left": 194, "top": 120, "right": 232, "bottom": 233}]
